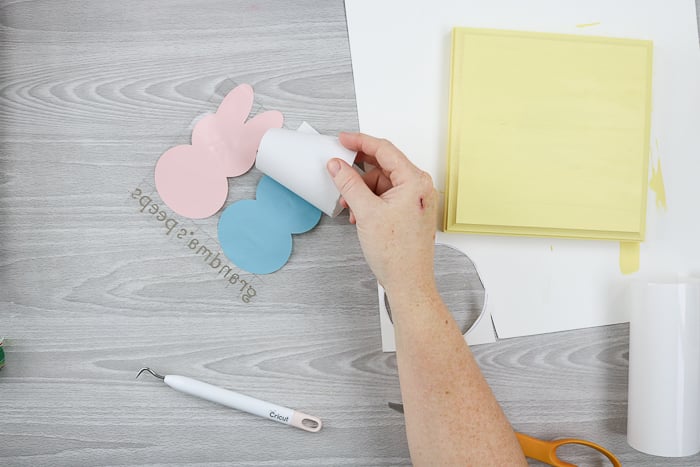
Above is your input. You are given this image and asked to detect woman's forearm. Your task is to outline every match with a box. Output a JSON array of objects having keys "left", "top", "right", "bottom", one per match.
[
  {"left": 327, "top": 132, "right": 526, "bottom": 465},
  {"left": 387, "top": 281, "right": 527, "bottom": 466}
]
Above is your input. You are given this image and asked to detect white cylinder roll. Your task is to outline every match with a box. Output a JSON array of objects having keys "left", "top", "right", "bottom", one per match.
[
  {"left": 627, "top": 276, "right": 700, "bottom": 457},
  {"left": 256, "top": 128, "right": 357, "bottom": 217}
]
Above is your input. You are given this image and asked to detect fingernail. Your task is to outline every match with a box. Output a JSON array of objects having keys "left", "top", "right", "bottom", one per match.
[{"left": 328, "top": 159, "right": 341, "bottom": 176}]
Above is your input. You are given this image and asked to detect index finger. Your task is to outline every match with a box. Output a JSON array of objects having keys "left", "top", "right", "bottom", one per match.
[{"left": 339, "top": 132, "right": 418, "bottom": 182}]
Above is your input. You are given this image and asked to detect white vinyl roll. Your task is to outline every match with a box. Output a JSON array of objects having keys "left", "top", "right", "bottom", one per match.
[
  {"left": 256, "top": 128, "right": 357, "bottom": 217},
  {"left": 627, "top": 276, "right": 700, "bottom": 457}
]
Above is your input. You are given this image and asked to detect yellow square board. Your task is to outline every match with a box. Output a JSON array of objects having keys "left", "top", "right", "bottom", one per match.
[{"left": 444, "top": 28, "right": 653, "bottom": 241}]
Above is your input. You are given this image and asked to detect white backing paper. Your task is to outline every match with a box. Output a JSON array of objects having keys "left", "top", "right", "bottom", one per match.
[
  {"left": 257, "top": 128, "right": 357, "bottom": 217},
  {"left": 345, "top": 0, "right": 700, "bottom": 339}
]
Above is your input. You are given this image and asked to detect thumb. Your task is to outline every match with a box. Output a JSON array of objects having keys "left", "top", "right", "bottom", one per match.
[{"left": 327, "top": 158, "right": 376, "bottom": 215}]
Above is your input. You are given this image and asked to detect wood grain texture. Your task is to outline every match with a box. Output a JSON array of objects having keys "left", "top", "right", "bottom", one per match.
[{"left": 1, "top": 1, "right": 699, "bottom": 466}]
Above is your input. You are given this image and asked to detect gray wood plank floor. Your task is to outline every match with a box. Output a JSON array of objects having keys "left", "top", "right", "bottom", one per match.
[{"left": 1, "top": 1, "right": 699, "bottom": 465}]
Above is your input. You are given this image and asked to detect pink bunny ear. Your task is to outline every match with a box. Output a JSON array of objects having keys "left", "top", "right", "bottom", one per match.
[
  {"left": 216, "top": 83, "right": 254, "bottom": 123},
  {"left": 191, "top": 84, "right": 255, "bottom": 150}
]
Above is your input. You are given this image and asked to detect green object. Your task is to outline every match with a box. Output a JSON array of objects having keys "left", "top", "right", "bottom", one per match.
[{"left": 0, "top": 338, "right": 5, "bottom": 369}]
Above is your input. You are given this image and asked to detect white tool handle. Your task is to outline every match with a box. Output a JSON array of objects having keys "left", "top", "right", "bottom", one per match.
[{"left": 164, "top": 375, "right": 322, "bottom": 433}]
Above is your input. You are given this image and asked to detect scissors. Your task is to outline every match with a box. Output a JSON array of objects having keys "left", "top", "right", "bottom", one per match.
[{"left": 388, "top": 402, "right": 621, "bottom": 467}]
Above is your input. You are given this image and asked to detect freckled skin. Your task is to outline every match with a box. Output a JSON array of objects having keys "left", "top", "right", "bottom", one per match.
[{"left": 327, "top": 132, "right": 527, "bottom": 466}]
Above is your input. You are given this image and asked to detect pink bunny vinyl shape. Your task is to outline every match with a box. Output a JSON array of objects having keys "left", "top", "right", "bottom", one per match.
[{"left": 155, "top": 84, "right": 283, "bottom": 219}]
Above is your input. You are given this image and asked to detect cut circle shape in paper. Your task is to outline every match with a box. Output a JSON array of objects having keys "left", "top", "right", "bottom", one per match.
[
  {"left": 218, "top": 176, "right": 322, "bottom": 274},
  {"left": 383, "top": 244, "right": 485, "bottom": 334},
  {"left": 154, "top": 83, "right": 283, "bottom": 219},
  {"left": 378, "top": 243, "right": 496, "bottom": 351}
]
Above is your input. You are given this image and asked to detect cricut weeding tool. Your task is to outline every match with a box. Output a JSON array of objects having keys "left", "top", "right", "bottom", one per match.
[{"left": 137, "top": 368, "right": 322, "bottom": 432}]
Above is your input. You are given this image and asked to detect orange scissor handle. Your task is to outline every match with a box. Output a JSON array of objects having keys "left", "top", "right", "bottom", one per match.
[{"left": 516, "top": 432, "right": 621, "bottom": 467}]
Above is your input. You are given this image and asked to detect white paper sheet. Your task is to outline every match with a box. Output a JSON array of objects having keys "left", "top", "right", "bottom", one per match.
[{"left": 345, "top": 0, "right": 700, "bottom": 339}]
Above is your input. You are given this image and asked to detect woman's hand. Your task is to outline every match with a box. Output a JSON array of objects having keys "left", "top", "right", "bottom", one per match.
[{"left": 327, "top": 132, "right": 437, "bottom": 294}]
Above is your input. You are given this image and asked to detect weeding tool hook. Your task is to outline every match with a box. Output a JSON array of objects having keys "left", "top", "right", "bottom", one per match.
[{"left": 136, "top": 367, "right": 165, "bottom": 380}]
